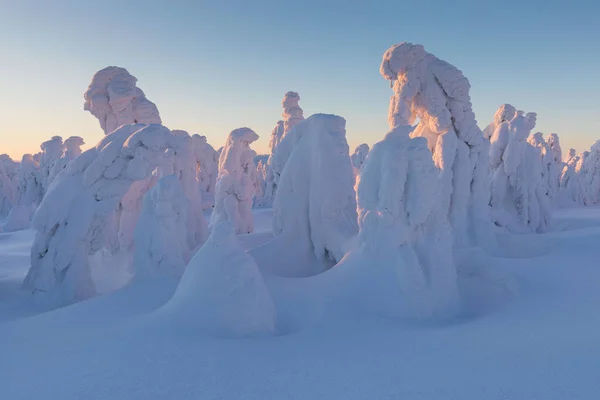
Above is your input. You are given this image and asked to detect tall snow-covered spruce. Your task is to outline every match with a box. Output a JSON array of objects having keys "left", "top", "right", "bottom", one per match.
[
  {"left": 211, "top": 128, "right": 260, "bottom": 234},
  {"left": 380, "top": 42, "right": 494, "bottom": 250},
  {"left": 260, "top": 92, "right": 305, "bottom": 207},
  {"left": 23, "top": 124, "right": 181, "bottom": 305},
  {"left": 192, "top": 134, "right": 219, "bottom": 210},
  {"left": 270, "top": 114, "right": 358, "bottom": 275}
]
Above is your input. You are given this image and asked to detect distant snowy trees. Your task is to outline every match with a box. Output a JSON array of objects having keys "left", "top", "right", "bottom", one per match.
[
  {"left": 48, "top": 136, "right": 85, "bottom": 186},
  {"left": 84, "top": 66, "right": 161, "bottom": 135},
  {"left": 380, "top": 42, "right": 494, "bottom": 249},
  {"left": 39, "top": 136, "right": 64, "bottom": 195},
  {"left": 211, "top": 128, "right": 260, "bottom": 234},
  {"left": 271, "top": 114, "right": 358, "bottom": 274},
  {"left": 23, "top": 124, "right": 182, "bottom": 304},
  {"left": 0, "top": 156, "right": 17, "bottom": 217}
]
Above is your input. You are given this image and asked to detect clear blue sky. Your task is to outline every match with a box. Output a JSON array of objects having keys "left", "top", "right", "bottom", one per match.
[{"left": 1, "top": 0, "right": 598, "bottom": 158}]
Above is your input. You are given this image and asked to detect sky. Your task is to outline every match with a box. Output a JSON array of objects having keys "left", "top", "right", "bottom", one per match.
[{"left": 0, "top": 0, "right": 599, "bottom": 159}]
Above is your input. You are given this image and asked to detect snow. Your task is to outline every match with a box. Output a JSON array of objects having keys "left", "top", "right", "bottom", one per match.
[
  {"left": 3, "top": 207, "right": 600, "bottom": 399},
  {"left": 84, "top": 66, "right": 161, "bottom": 135},
  {"left": 350, "top": 143, "right": 370, "bottom": 174},
  {"left": 48, "top": 136, "right": 85, "bottom": 186},
  {"left": 380, "top": 42, "right": 494, "bottom": 250},
  {"left": 211, "top": 127, "right": 259, "bottom": 234},
  {"left": 38, "top": 135, "right": 64, "bottom": 194},
  {"left": 268, "top": 114, "right": 358, "bottom": 276},
  {"left": 191, "top": 134, "right": 219, "bottom": 210}
]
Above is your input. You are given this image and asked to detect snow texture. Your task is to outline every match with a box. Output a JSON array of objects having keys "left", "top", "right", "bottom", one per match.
[
  {"left": 211, "top": 128, "right": 259, "bottom": 234},
  {"left": 23, "top": 124, "right": 180, "bottom": 305},
  {"left": 161, "top": 221, "right": 276, "bottom": 337},
  {"left": 134, "top": 175, "right": 189, "bottom": 279},
  {"left": 272, "top": 114, "right": 358, "bottom": 275},
  {"left": 350, "top": 143, "right": 370, "bottom": 175},
  {"left": 380, "top": 42, "right": 494, "bottom": 250},
  {"left": 192, "top": 134, "right": 219, "bottom": 210},
  {"left": 353, "top": 125, "right": 458, "bottom": 317},
  {"left": 84, "top": 66, "right": 161, "bottom": 135}
]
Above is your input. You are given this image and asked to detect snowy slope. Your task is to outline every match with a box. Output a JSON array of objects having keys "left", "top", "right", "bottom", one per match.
[{"left": 2, "top": 208, "right": 600, "bottom": 399}]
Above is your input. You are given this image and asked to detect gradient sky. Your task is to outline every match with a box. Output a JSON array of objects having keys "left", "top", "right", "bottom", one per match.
[{"left": 1, "top": 0, "right": 598, "bottom": 159}]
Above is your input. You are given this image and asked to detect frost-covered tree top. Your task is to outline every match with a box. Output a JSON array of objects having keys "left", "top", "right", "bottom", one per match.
[
  {"left": 269, "top": 121, "right": 285, "bottom": 154},
  {"left": 64, "top": 136, "right": 85, "bottom": 157},
  {"left": 219, "top": 128, "right": 260, "bottom": 175},
  {"left": 547, "top": 133, "right": 562, "bottom": 164},
  {"left": 83, "top": 66, "right": 161, "bottom": 135},
  {"left": 282, "top": 91, "right": 304, "bottom": 135},
  {"left": 351, "top": 144, "right": 370, "bottom": 172},
  {"left": 483, "top": 104, "right": 517, "bottom": 140},
  {"left": 380, "top": 42, "right": 493, "bottom": 249}
]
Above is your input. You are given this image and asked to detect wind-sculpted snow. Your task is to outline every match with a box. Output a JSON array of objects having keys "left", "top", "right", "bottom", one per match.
[
  {"left": 488, "top": 108, "right": 551, "bottom": 232},
  {"left": 259, "top": 92, "right": 305, "bottom": 208},
  {"left": 48, "top": 136, "right": 85, "bottom": 186},
  {"left": 23, "top": 124, "right": 180, "bottom": 305},
  {"left": 161, "top": 221, "right": 276, "bottom": 337},
  {"left": 211, "top": 128, "right": 259, "bottom": 234},
  {"left": 84, "top": 66, "right": 161, "bottom": 135},
  {"left": 272, "top": 114, "right": 358, "bottom": 275},
  {"left": 192, "top": 134, "right": 218, "bottom": 210},
  {"left": 39, "top": 136, "right": 64, "bottom": 195},
  {"left": 134, "top": 175, "right": 189, "bottom": 279},
  {"left": 381, "top": 42, "right": 494, "bottom": 250},
  {"left": 352, "top": 125, "right": 458, "bottom": 317},
  {"left": 350, "top": 143, "right": 370, "bottom": 175}
]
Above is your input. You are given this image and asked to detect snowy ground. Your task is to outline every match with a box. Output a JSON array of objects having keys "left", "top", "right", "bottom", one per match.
[{"left": 2, "top": 208, "right": 600, "bottom": 399}]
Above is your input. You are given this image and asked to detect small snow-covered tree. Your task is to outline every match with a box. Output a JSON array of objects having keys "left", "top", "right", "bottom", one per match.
[
  {"left": 352, "top": 125, "right": 458, "bottom": 317},
  {"left": 272, "top": 114, "right": 358, "bottom": 274},
  {"left": 48, "top": 136, "right": 85, "bottom": 186},
  {"left": 163, "top": 221, "right": 276, "bottom": 337},
  {"left": 0, "top": 154, "right": 19, "bottom": 191},
  {"left": 39, "top": 136, "right": 64, "bottom": 195},
  {"left": 23, "top": 124, "right": 181, "bottom": 305},
  {"left": 546, "top": 133, "right": 564, "bottom": 206},
  {"left": 84, "top": 66, "right": 161, "bottom": 135},
  {"left": 558, "top": 148, "right": 584, "bottom": 207},
  {"left": 260, "top": 92, "right": 305, "bottom": 208},
  {"left": 3, "top": 155, "right": 42, "bottom": 232},
  {"left": 134, "top": 175, "right": 190, "bottom": 279},
  {"left": 380, "top": 42, "right": 494, "bottom": 249},
  {"left": 0, "top": 162, "right": 15, "bottom": 218},
  {"left": 350, "top": 143, "right": 370, "bottom": 175},
  {"left": 578, "top": 142, "right": 600, "bottom": 205},
  {"left": 192, "top": 134, "right": 219, "bottom": 210},
  {"left": 211, "top": 128, "right": 259, "bottom": 234},
  {"left": 483, "top": 104, "right": 516, "bottom": 140},
  {"left": 528, "top": 132, "right": 556, "bottom": 206}
]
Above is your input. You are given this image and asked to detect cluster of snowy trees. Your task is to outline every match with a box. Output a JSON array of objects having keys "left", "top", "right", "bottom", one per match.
[{"left": 5, "top": 45, "right": 600, "bottom": 329}]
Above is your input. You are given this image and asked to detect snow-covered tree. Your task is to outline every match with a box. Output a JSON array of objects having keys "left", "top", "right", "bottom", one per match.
[
  {"left": 192, "top": 134, "right": 219, "bottom": 210},
  {"left": 0, "top": 154, "right": 19, "bottom": 191},
  {"left": 380, "top": 42, "right": 494, "bottom": 249},
  {"left": 488, "top": 109, "right": 550, "bottom": 232},
  {"left": 23, "top": 124, "right": 181, "bottom": 305},
  {"left": 578, "top": 143, "right": 600, "bottom": 205},
  {"left": 211, "top": 128, "right": 259, "bottom": 234},
  {"left": 528, "top": 132, "right": 556, "bottom": 207},
  {"left": 350, "top": 143, "right": 370, "bottom": 175},
  {"left": 48, "top": 136, "right": 85, "bottom": 186},
  {"left": 163, "top": 221, "right": 276, "bottom": 337},
  {"left": 558, "top": 148, "right": 584, "bottom": 207},
  {"left": 39, "top": 136, "right": 64, "bottom": 195},
  {"left": 134, "top": 175, "right": 190, "bottom": 280},
  {"left": 352, "top": 125, "right": 458, "bottom": 317},
  {"left": 272, "top": 114, "right": 358, "bottom": 275},
  {"left": 3, "top": 154, "right": 42, "bottom": 232},
  {"left": 0, "top": 162, "right": 15, "bottom": 218},
  {"left": 84, "top": 66, "right": 161, "bottom": 135},
  {"left": 546, "top": 133, "right": 564, "bottom": 206},
  {"left": 259, "top": 92, "right": 305, "bottom": 208},
  {"left": 483, "top": 104, "right": 516, "bottom": 140}
]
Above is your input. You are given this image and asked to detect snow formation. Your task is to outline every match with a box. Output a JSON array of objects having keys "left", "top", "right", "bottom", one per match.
[
  {"left": 0, "top": 159, "right": 16, "bottom": 217},
  {"left": 380, "top": 42, "right": 494, "bottom": 249},
  {"left": 3, "top": 155, "right": 42, "bottom": 232},
  {"left": 483, "top": 104, "right": 516, "bottom": 140},
  {"left": 350, "top": 143, "right": 370, "bottom": 175},
  {"left": 579, "top": 142, "right": 600, "bottom": 205},
  {"left": 48, "top": 136, "right": 85, "bottom": 185},
  {"left": 162, "top": 221, "right": 276, "bottom": 337},
  {"left": 272, "top": 114, "right": 358, "bottom": 275},
  {"left": 23, "top": 124, "right": 181, "bottom": 305},
  {"left": 39, "top": 136, "right": 64, "bottom": 195},
  {"left": 84, "top": 66, "right": 161, "bottom": 135},
  {"left": 353, "top": 125, "right": 458, "bottom": 317},
  {"left": 134, "top": 175, "right": 190, "bottom": 279},
  {"left": 192, "top": 134, "right": 219, "bottom": 209},
  {"left": 211, "top": 128, "right": 259, "bottom": 234}
]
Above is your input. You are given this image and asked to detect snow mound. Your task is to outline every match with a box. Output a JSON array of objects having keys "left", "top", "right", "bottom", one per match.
[
  {"left": 161, "top": 221, "right": 276, "bottom": 337},
  {"left": 84, "top": 66, "right": 161, "bottom": 135}
]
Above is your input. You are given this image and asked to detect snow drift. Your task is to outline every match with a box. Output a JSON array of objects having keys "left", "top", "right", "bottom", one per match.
[{"left": 161, "top": 221, "right": 276, "bottom": 337}]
